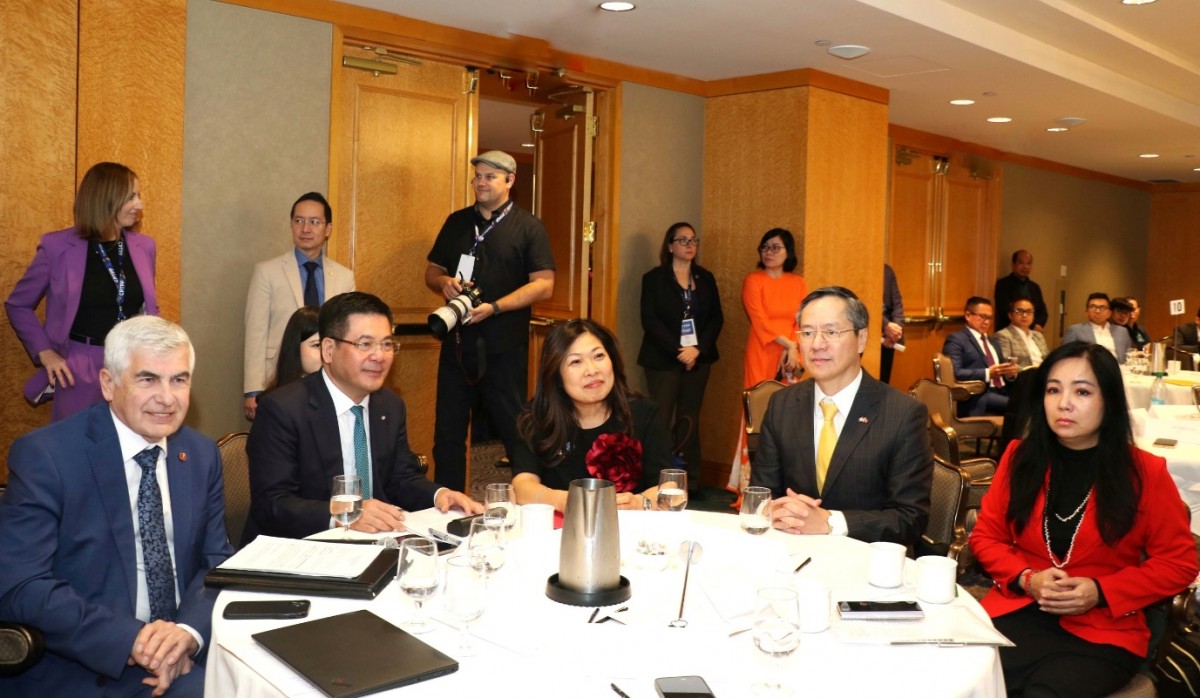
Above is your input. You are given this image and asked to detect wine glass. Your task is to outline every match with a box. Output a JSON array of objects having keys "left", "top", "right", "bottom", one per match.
[
  {"left": 329, "top": 475, "right": 362, "bottom": 538},
  {"left": 397, "top": 538, "right": 440, "bottom": 634},
  {"left": 466, "top": 515, "right": 507, "bottom": 585},
  {"left": 740, "top": 486, "right": 772, "bottom": 535},
  {"left": 751, "top": 587, "right": 802, "bottom": 697},
  {"left": 657, "top": 469, "right": 689, "bottom": 511},
  {"left": 484, "top": 483, "right": 518, "bottom": 531},
  {"left": 442, "top": 556, "right": 487, "bottom": 655}
]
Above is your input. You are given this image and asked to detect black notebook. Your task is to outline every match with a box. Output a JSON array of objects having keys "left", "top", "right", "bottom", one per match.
[
  {"left": 253, "top": 610, "right": 458, "bottom": 697},
  {"left": 205, "top": 547, "right": 398, "bottom": 600}
]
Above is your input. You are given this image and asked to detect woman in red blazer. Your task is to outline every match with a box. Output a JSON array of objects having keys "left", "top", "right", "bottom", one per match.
[
  {"left": 971, "top": 341, "right": 1198, "bottom": 696},
  {"left": 4, "top": 162, "right": 158, "bottom": 421}
]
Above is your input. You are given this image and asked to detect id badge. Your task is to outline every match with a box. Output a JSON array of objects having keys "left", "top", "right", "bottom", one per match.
[
  {"left": 680, "top": 318, "right": 699, "bottom": 347},
  {"left": 454, "top": 254, "right": 476, "bottom": 283}
]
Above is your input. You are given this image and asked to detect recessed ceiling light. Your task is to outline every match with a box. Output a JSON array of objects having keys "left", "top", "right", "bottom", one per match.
[
  {"left": 1055, "top": 116, "right": 1087, "bottom": 128},
  {"left": 949, "top": 99, "right": 975, "bottom": 106},
  {"left": 982, "top": 92, "right": 998, "bottom": 97},
  {"left": 814, "top": 40, "right": 832, "bottom": 47},
  {"left": 1046, "top": 127, "right": 1068, "bottom": 132},
  {"left": 1194, "top": 167, "right": 1200, "bottom": 172},
  {"left": 1122, "top": 0, "right": 1157, "bottom": 5},
  {"left": 1139, "top": 153, "right": 1160, "bottom": 158},
  {"left": 827, "top": 44, "right": 871, "bottom": 60},
  {"left": 521, "top": 143, "right": 535, "bottom": 148},
  {"left": 599, "top": 1, "right": 636, "bottom": 11},
  {"left": 987, "top": 117, "right": 1012, "bottom": 123}
]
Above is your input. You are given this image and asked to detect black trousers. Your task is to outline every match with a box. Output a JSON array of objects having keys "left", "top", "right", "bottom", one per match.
[
  {"left": 880, "top": 346, "right": 896, "bottom": 384},
  {"left": 432, "top": 337, "right": 527, "bottom": 492},
  {"left": 643, "top": 363, "right": 712, "bottom": 488},
  {"left": 994, "top": 604, "right": 1141, "bottom": 697}
]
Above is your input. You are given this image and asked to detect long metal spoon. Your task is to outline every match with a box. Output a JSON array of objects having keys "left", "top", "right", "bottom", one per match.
[{"left": 669, "top": 540, "right": 703, "bottom": 628}]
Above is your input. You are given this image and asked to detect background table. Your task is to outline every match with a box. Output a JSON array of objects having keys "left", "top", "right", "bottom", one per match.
[
  {"left": 205, "top": 510, "right": 1004, "bottom": 698},
  {"left": 1123, "top": 369, "right": 1200, "bottom": 410}
]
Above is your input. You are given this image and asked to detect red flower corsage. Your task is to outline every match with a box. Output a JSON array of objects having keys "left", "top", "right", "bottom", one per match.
[{"left": 585, "top": 433, "right": 643, "bottom": 492}]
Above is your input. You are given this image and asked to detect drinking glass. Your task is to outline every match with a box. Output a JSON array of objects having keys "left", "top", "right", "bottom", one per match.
[
  {"left": 397, "top": 538, "right": 440, "bottom": 634},
  {"left": 443, "top": 556, "right": 487, "bottom": 655},
  {"left": 657, "top": 469, "right": 689, "bottom": 511},
  {"left": 329, "top": 475, "right": 363, "bottom": 539},
  {"left": 467, "top": 515, "right": 507, "bottom": 584},
  {"left": 751, "top": 587, "right": 802, "bottom": 697},
  {"left": 740, "top": 486, "right": 773, "bottom": 535},
  {"left": 484, "top": 483, "right": 519, "bottom": 531}
]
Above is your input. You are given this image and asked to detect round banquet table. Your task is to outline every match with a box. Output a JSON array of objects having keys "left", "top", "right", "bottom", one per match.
[{"left": 205, "top": 510, "right": 1004, "bottom": 698}]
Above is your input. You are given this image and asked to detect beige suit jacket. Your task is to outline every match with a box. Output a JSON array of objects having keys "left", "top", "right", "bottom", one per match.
[
  {"left": 994, "top": 325, "right": 1050, "bottom": 368},
  {"left": 243, "top": 250, "right": 355, "bottom": 393}
]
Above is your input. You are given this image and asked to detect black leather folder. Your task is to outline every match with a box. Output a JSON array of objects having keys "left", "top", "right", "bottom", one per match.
[
  {"left": 253, "top": 610, "right": 458, "bottom": 697},
  {"left": 204, "top": 547, "right": 398, "bottom": 599}
]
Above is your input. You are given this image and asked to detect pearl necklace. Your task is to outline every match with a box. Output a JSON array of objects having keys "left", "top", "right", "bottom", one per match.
[{"left": 1043, "top": 482, "right": 1090, "bottom": 569}]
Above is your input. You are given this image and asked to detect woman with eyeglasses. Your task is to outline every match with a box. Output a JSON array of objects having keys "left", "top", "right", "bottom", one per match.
[
  {"left": 637, "top": 223, "right": 723, "bottom": 494},
  {"left": 5, "top": 162, "right": 158, "bottom": 421},
  {"left": 970, "top": 341, "right": 1197, "bottom": 696},
  {"left": 729, "top": 228, "right": 808, "bottom": 499}
]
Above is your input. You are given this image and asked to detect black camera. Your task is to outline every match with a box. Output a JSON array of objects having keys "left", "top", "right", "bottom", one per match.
[{"left": 428, "top": 284, "right": 484, "bottom": 338}]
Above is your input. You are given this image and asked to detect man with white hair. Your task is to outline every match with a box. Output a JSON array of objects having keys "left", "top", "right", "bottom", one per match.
[{"left": 0, "top": 316, "right": 232, "bottom": 697}]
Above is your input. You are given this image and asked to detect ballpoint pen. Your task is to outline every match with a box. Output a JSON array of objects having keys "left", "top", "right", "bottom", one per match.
[
  {"left": 794, "top": 556, "right": 812, "bottom": 573},
  {"left": 426, "top": 528, "right": 463, "bottom": 547},
  {"left": 610, "top": 683, "right": 632, "bottom": 698}
]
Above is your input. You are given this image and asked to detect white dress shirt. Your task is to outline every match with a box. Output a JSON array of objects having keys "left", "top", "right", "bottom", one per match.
[
  {"left": 1091, "top": 322, "right": 1117, "bottom": 357},
  {"left": 810, "top": 369, "right": 865, "bottom": 537},
  {"left": 967, "top": 327, "right": 1002, "bottom": 381},
  {"left": 1014, "top": 326, "right": 1045, "bottom": 366}
]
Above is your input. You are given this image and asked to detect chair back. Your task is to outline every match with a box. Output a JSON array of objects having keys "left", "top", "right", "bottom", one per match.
[
  {"left": 928, "top": 411, "right": 962, "bottom": 463},
  {"left": 743, "top": 380, "right": 787, "bottom": 436},
  {"left": 932, "top": 353, "right": 985, "bottom": 402},
  {"left": 919, "top": 455, "right": 971, "bottom": 560},
  {"left": 217, "top": 432, "right": 251, "bottom": 549},
  {"left": 911, "top": 378, "right": 956, "bottom": 432}
]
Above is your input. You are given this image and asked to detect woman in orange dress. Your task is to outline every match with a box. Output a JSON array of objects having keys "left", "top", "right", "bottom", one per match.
[{"left": 728, "top": 228, "right": 808, "bottom": 497}]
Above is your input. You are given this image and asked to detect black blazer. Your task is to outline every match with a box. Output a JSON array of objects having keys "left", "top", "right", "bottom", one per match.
[
  {"left": 994, "top": 273, "right": 1048, "bottom": 330},
  {"left": 749, "top": 374, "right": 932, "bottom": 546},
  {"left": 244, "top": 371, "right": 440, "bottom": 544},
  {"left": 637, "top": 264, "right": 724, "bottom": 370}
]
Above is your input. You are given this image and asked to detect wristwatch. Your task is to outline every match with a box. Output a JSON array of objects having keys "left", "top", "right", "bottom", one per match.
[
  {"left": 641, "top": 494, "right": 653, "bottom": 510},
  {"left": 490, "top": 301, "right": 502, "bottom": 316}
]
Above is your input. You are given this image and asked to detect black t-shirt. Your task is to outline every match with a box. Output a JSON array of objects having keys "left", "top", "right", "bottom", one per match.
[
  {"left": 70, "top": 237, "right": 146, "bottom": 340},
  {"left": 427, "top": 202, "right": 556, "bottom": 354},
  {"left": 511, "top": 398, "right": 673, "bottom": 493}
]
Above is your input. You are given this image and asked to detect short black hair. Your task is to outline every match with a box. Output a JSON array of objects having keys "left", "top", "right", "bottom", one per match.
[
  {"left": 290, "top": 192, "right": 333, "bottom": 224},
  {"left": 799, "top": 286, "right": 869, "bottom": 331},
  {"left": 1008, "top": 296, "right": 1034, "bottom": 312},
  {"left": 1086, "top": 292, "right": 1110, "bottom": 308},
  {"left": 755, "top": 228, "right": 798, "bottom": 273},
  {"left": 319, "top": 292, "right": 393, "bottom": 340},
  {"left": 965, "top": 296, "right": 993, "bottom": 313}
]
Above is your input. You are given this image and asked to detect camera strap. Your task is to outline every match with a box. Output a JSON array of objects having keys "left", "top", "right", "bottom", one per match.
[
  {"left": 455, "top": 332, "right": 487, "bottom": 386},
  {"left": 469, "top": 200, "right": 513, "bottom": 256}
]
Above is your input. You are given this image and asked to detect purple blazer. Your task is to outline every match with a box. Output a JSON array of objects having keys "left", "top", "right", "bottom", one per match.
[{"left": 5, "top": 227, "right": 158, "bottom": 403}]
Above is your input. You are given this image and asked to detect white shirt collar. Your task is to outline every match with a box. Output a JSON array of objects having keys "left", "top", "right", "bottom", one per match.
[
  {"left": 815, "top": 368, "right": 864, "bottom": 415},
  {"left": 320, "top": 368, "right": 370, "bottom": 415},
  {"left": 109, "top": 408, "right": 167, "bottom": 462}
]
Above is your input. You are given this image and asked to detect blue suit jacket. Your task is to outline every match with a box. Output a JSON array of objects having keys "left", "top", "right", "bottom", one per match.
[
  {"left": 943, "top": 327, "right": 1011, "bottom": 414},
  {"left": 0, "top": 403, "right": 232, "bottom": 695},
  {"left": 1063, "top": 322, "right": 1132, "bottom": 364}
]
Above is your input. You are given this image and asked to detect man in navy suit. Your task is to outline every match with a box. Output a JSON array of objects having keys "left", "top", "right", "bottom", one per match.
[
  {"left": 943, "top": 296, "right": 1019, "bottom": 416},
  {"left": 246, "top": 292, "right": 481, "bottom": 543},
  {"left": 751, "top": 286, "right": 932, "bottom": 546},
  {"left": 0, "top": 316, "right": 233, "bottom": 697}
]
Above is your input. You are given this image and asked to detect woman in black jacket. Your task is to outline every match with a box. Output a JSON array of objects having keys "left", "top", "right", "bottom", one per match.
[{"left": 637, "top": 222, "right": 723, "bottom": 493}]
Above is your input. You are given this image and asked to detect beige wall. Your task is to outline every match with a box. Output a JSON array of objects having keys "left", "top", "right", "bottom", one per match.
[
  {"left": 615, "top": 82, "right": 706, "bottom": 393},
  {"left": 181, "top": 0, "right": 332, "bottom": 438},
  {"left": 996, "top": 162, "right": 1150, "bottom": 345}
]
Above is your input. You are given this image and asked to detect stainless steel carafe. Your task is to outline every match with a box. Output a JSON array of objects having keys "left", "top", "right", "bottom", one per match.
[{"left": 558, "top": 478, "right": 621, "bottom": 592}]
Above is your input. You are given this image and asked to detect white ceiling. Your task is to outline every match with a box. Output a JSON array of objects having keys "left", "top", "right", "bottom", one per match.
[{"left": 343, "top": 0, "right": 1200, "bottom": 184}]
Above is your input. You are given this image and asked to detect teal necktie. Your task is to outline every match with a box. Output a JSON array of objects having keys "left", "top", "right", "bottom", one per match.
[{"left": 350, "top": 405, "right": 372, "bottom": 499}]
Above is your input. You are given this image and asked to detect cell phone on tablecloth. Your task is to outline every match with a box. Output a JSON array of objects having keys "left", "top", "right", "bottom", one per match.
[
  {"left": 222, "top": 599, "right": 311, "bottom": 620},
  {"left": 655, "top": 675, "right": 717, "bottom": 697}
]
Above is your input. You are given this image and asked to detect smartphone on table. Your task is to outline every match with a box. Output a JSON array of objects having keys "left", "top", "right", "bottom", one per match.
[
  {"left": 655, "top": 675, "right": 717, "bottom": 697},
  {"left": 222, "top": 599, "right": 311, "bottom": 620}
]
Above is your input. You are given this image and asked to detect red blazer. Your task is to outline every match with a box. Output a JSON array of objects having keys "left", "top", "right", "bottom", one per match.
[{"left": 970, "top": 442, "right": 1197, "bottom": 657}]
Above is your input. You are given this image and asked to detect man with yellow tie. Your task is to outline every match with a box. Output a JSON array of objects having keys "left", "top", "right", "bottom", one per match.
[{"left": 750, "top": 286, "right": 932, "bottom": 545}]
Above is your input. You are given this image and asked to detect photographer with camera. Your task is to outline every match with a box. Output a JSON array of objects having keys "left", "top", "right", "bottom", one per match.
[{"left": 424, "top": 151, "right": 556, "bottom": 492}]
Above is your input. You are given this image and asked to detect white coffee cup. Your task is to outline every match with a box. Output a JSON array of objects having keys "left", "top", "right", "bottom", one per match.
[
  {"left": 795, "top": 579, "right": 831, "bottom": 633},
  {"left": 1169, "top": 359, "right": 1183, "bottom": 374},
  {"left": 915, "top": 555, "right": 958, "bottom": 604},
  {"left": 520, "top": 503, "right": 554, "bottom": 536},
  {"left": 867, "top": 541, "right": 907, "bottom": 588}
]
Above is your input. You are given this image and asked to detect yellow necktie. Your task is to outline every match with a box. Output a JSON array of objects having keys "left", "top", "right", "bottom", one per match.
[{"left": 816, "top": 399, "right": 839, "bottom": 494}]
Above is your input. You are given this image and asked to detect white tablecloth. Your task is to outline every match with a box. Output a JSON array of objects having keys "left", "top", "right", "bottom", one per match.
[
  {"left": 1124, "top": 369, "right": 1200, "bottom": 410},
  {"left": 205, "top": 510, "right": 1004, "bottom": 698}
]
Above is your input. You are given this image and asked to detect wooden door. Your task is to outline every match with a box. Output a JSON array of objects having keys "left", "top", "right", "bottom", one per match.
[{"left": 330, "top": 44, "right": 476, "bottom": 476}]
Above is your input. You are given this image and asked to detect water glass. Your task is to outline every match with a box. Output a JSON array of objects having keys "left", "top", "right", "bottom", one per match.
[
  {"left": 657, "top": 469, "right": 689, "bottom": 511},
  {"left": 751, "top": 587, "right": 802, "bottom": 697},
  {"left": 484, "top": 483, "right": 519, "bottom": 531},
  {"left": 740, "top": 486, "right": 772, "bottom": 535},
  {"left": 329, "top": 475, "right": 362, "bottom": 538},
  {"left": 467, "top": 515, "right": 507, "bottom": 583},
  {"left": 443, "top": 556, "right": 487, "bottom": 655},
  {"left": 397, "top": 538, "right": 440, "bottom": 634}
]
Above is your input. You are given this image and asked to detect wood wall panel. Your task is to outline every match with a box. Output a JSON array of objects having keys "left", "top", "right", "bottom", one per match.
[
  {"left": 78, "top": 0, "right": 187, "bottom": 321},
  {"left": 0, "top": 0, "right": 78, "bottom": 480},
  {"left": 1147, "top": 191, "right": 1200, "bottom": 340},
  {"left": 387, "top": 342, "right": 440, "bottom": 478}
]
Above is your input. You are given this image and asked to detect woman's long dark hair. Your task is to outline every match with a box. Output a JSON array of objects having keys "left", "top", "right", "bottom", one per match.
[
  {"left": 265, "top": 306, "right": 321, "bottom": 393},
  {"left": 517, "top": 319, "right": 636, "bottom": 465},
  {"left": 1006, "top": 341, "right": 1140, "bottom": 545}
]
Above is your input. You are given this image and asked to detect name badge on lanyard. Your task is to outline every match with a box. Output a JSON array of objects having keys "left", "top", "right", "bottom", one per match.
[
  {"left": 680, "top": 318, "right": 699, "bottom": 347},
  {"left": 455, "top": 254, "right": 476, "bottom": 283}
]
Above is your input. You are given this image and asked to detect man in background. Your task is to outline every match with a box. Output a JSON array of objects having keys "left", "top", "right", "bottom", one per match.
[
  {"left": 879, "top": 263, "right": 904, "bottom": 384},
  {"left": 994, "top": 250, "right": 1048, "bottom": 332},
  {"left": 943, "top": 296, "right": 1018, "bottom": 415},
  {"left": 1064, "top": 293, "right": 1131, "bottom": 363},
  {"left": 994, "top": 297, "right": 1049, "bottom": 369},
  {"left": 1112, "top": 297, "right": 1150, "bottom": 349}
]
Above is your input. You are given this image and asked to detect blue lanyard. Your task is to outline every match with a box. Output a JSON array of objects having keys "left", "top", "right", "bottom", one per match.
[
  {"left": 470, "top": 202, "right": 513, "bottom": 256},
  {"left": 680, "top": 273, "right": 694, "bottom": 319},
  {"left": 95, "top": 236, "right": 127, "bottom": 321}
]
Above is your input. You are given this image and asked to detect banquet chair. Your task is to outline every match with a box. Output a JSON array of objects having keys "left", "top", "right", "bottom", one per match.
[
  {"left": 217, "top": 431, "right": 251, "bottom": 550},
  {"left": 927, "top": 413, "right": 996, "bottom": 573},
  {"left": 742, "top": 379, "right": 787, "bottom": 466},
  {"left": 911, "top": 378, "right": 1001, "bottom": 458},
  {"left": 1109, "top": 585, "right": 1197, "bottom": 697},
  {"left": 916, "top": 455, "right": 971, "bottom": 562},
  {"left": 932, "top": 352, "right": 986, "bottom": 403}
]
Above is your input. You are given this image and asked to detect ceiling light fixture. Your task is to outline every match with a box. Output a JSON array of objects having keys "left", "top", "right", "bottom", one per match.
[
  {"left": 1046, "top": 127, "right": 1068, "bottom": 132},
  {"left": 1139, "top": 153, "right": 1159, "bottom": 158},
  {"left": 987, "top": 117, "right": 1012, "bottom": 123},
  {"left": 599, "top": 1, "right": 636, "bottom": 11},
  {"left": 1122, "top": 0, "right": 1157, "bottom": 5},
  {"left": 521, "top": 143, "right": 535, "bottom": 148},
  {"left": 814, "top": 40, "right": 832, "bottom": 47},
  {"left": 1055, "top": 116, "right": 1087, "bottom": 128},
  {"left": 827, "top": 44, "right": 870, "bottom": 60},
  {"left": 949, "top": 99, "right": 975, "bottom": 106}
]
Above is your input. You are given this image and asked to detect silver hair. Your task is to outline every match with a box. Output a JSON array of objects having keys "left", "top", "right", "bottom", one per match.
[
  {"left": 798, "top": 286, "right": 870, "bottom": 331},
  {"left": 104, "top": 316, "right": 195, "bottom": 382}
]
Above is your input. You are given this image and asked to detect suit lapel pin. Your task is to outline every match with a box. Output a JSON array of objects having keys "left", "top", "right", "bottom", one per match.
[
  {"left": 858, "top": 417, "right": 869, "bottom": 424},
  {"left": 380, "top": 415, "right": 387, "bottom": 421},
  {"left": 178, "top": 451, "right": 188, "bottom": 462}
]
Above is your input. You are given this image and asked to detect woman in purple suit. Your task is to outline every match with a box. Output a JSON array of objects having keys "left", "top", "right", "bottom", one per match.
[{"left": 5, "top": 162, "right": 158, "bottom": 421}]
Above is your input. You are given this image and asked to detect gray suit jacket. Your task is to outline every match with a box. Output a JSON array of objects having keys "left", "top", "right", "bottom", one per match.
[
  {"left": 749, "top": 373, "right": 932, "bottom": 546},
  {"left": 1063, "top": 322, "right": 1131, "bottom": 364},
  {"left": 994, "top": 325, "right": 1050, "bottom": 368}
]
